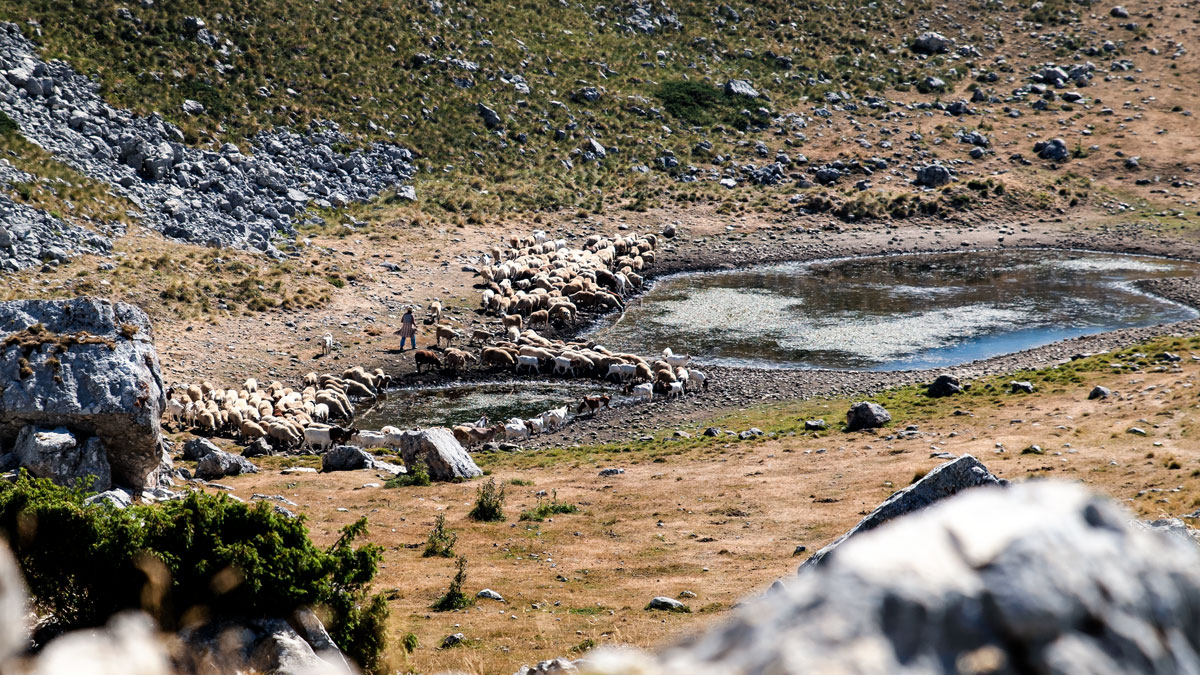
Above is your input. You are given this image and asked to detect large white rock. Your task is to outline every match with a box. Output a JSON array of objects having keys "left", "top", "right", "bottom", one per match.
[
  {"left": 580, "top": 482, "right": 1200, "bottom": 674},
  {"left": 394, "top": 427, "right": 482, "bottom": 481},
  {"left": 0, "top": 299, "right": 170, "bottom": 489}
]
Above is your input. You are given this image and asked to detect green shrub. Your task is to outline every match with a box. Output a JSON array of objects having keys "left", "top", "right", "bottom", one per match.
[
  {"left": 422, "top": 514, "right": 456, "bottom": 558},
  {"left": 656, "top": 80, "right": 725, "bottom": 126},
  {"left": 385, "top": 460, "right": 431, "bottom": 488},
  {"left": 519, "top": 491, "right": 579, "bottom": 522},
  {"left": 467, "top": 478, "right": 506, "bottom": 522},
  {"left": 0, "top": 111, "right": 17, "bottom": 135},
  {"left": 0, "top": 473, "right": 388, "bottom": 672},
  {"left": 431, "top": 557, "right": 473, "bottom": 611}
]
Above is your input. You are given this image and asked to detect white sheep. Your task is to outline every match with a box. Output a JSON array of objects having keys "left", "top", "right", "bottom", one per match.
[
  {"left": 321, "top": 333, "right": 334, "bottom": 356},
  {"left": 668, "top": 381, "right": 685, "bottom": 399}
]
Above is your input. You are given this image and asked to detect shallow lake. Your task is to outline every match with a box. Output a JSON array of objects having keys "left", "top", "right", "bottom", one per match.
[{"left": 585, "top": 250, "right": 1200, "bottom": 371}]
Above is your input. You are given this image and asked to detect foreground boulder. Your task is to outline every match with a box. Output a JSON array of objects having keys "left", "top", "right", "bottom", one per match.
[
  {"left": 394, "top": 427, "right": 482, "bottom": 481},
  {"left": 0, "top": 299, "right": 169, "bottom": 489},
  {"left": 802, "top": 455, "right": 1005, "bottom": 567},
  {"left": 582, "top": 481, "right": 1200, "bottom": 674},
  {"left": 844, "top": 402, "right": 890, "bottom": 431}
]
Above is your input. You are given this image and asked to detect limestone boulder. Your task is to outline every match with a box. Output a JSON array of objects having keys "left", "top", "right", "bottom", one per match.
[
  {"left": 394, "top": 427, "right": 482, "bottom": 481},
  {"left": 802, "top": 455, "right": 1005, "bottom": 568},
  {"left": 582, "top": 482, "right": 1200, "bottom": 674},
  {"left": 0, "top": 299, "right": 169, "bottom": 489}
]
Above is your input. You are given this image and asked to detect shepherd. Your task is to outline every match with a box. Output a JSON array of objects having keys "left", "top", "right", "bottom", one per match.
[{"left": 397, "top": 307, "right": 417, "bottom": 351}]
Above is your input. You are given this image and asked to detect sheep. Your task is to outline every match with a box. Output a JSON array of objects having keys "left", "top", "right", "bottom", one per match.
[
  {"left": 240, "top": 420, "right": 267, "bottom": 442},
  {"left": 502, "top": 314, "right": 523, "bottom": 330},
  {"left": 321, "top": 333, "right": 334, "bottom": 356},
  {"left": 313, "top": 403, "right": 330, "bottom": 422},
  {"left": 428, "top": 300, "right": 443, "bottom": 325},
  {"left": 526, "top": 417, "right": 545, "bottom": 435},
  {"left": 505, "top": 326, "right": 521, "bottom": 342},
  {"left": 481, "top": 347, "right": 516, "bottom": 369},
  {"left": 372, "top": 368, "right": 392, "bottom": 389},
  {"left": 352, "top": 430, "right": 388, "bottom": 448},
  {"left": 343, "top": 380, "right": 377, "bottom": 400},
  {"left": 165, "top": 399, "right": 185, "bottom": 429},
  {"left": 414, "top": 349, "right": 442, "bottom": 373},
  {"left": 528, "top": 310, "right": 550, "bottom": 330},
  {"left": 687, "top": 369, "right": 708, "bottom": 390},
  {"left": 303, "top": 372, "right": 319, "bottom": 387},
  {"left": 668, "top": 381, "right": 685, "bottom": 399},
  {"left": 243, "top": 378, "right": 258, "bottom": 394},
  {"left": 550, "top": 304, "right": 576, "bottom": 326},
  {"left": 445, "top": 348, "right": 477, "bottom": 372},
  {"left": 453, "top": 424, "right": 500, "bottom": 447},
  {"left": 469, "top": 329, "right": 493, "bottom": 346},
  {"left": 436, "top": 325, "right": 461, "bottom": 348}
]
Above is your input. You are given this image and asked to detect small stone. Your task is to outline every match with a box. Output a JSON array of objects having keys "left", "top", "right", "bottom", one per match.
[{"left": 646, "top": 596, "right": 690, "bottom": 613}]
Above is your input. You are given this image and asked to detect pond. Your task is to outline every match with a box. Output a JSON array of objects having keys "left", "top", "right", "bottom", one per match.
[
  {"left": 585, "top": 249, "right": 1200, "bottom": 371},
  {"left": 356, "top": 380, "right": 628, "bottom": 430}
]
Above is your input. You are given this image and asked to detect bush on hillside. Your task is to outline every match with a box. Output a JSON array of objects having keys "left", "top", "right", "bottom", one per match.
[{"left": 0, "top": 473, "right": 388, "bottom": 672}]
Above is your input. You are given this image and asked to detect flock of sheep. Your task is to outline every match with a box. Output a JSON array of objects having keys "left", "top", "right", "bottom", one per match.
[
  {"left": 164, "top": 228, "right": 712, "bottom": 454},
  {"left": 163, "top": 365, "right": 390, "bottom": 452}
]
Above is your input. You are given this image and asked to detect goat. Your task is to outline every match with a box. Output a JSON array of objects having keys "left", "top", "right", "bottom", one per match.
[{"left": 577, "top": 394, "right": 611, "bottom": 415}]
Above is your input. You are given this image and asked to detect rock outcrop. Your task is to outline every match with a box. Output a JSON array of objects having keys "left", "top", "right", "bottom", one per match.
[
  {"left": 0, "top": 298, "right": 170, "bottom": 489},
  {"left": 581, "top": 481, "right": 1200, "bottom": 674},
  {"left": 844, "top": 401, "right": 891, "bottom": 431},
  {"left": 802, "top": 455, "right": 1005, "bottom": 567},
  {"left": 394, "top": 427, "right": 482, "bottom": 481},
  {"left": 0, "top": 22, "right": 415, "bottom": 256}
]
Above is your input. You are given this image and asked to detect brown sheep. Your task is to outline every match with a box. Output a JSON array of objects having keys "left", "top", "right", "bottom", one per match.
[
  {"left": 502, "top": 314, "right": 523, "bottom": 330},
  {"left": 414, "top": 349, "right": 442, "bottom": 373},
  {"left": 481, "top": 347, "right": 516, "bottom": 369}
]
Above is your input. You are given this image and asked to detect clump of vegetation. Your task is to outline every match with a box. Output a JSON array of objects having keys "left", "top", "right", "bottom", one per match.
[
  {"left": 519, "top": 491, "right": 579, "bottom": 522},
  {"left": 431, "top": 556, "right": 473, "bottom": 611},
  {"left": 468, "top": 478, "right": 506, "bottom": 522},
  {"left": 0, "top": 110, "right": 17, "bottom": 135},
  {"left": 422, "top": 514, "right": 457, "bottom": 558},
  {"left": 385, "top": 460, "right": 431, "bottom": 488},
  {"left": 0, "top": 473, "right": 389, "bottom": 672}
]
